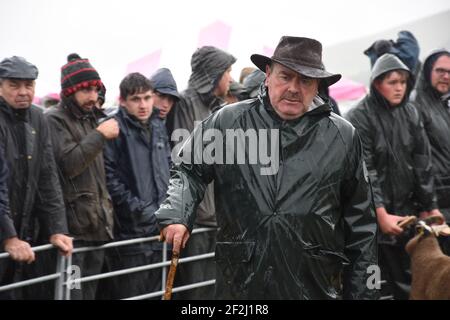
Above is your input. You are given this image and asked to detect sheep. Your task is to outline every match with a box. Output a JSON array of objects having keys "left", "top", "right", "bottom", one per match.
[{"left": 405, "top": 218, "right": 450, "bottom": 300}]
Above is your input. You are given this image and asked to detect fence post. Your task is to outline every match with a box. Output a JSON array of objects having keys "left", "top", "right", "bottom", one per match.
[
  {"left": 54, "top": 254, "right": 67, "bottom": 300},
  {"left": 65, "top": 254, "right": 73, "bottom": 300},
  {"left": 161, "top": 241, "right": 167, "bottom": 299}
]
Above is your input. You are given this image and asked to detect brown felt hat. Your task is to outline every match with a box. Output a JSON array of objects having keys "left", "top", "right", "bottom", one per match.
[{"left": 251, "top": 36, "right": 341, "bottom": 87}]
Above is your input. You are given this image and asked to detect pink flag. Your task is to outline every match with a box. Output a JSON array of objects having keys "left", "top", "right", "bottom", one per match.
[
  {"left": 126, "top": 49, "right": 162, "bottom": 77},
  {"left": 198, "top": 20, "right": 232, "bottom": 49},
  {"left": 329, "top": 78, "right": 367, "bottom": 101},
  {"left": 262, "top": 46, "right": 275, "bottom": 57}
]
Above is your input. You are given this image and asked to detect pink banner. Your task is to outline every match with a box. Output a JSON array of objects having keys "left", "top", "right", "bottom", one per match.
[
  {"left": 262, "top": 46, "right": 274, "bottom": 57},
  {"left": 126, "top": 49, "right": 162, "bottom": 77},
  {"left": 329, "top": 78, "right": 367, "bottom": 101},
  {"left": 198, "top": 20, "right": 232, "bottom": 49}
]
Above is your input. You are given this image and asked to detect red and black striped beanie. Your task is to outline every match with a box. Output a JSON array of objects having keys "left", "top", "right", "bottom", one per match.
[{"left": 60, "top": 53, "right": 103, "bottom": 96}]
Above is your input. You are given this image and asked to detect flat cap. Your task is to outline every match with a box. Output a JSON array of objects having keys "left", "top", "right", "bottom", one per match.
[{"left": 0, "top": 56, "right": 38, "bottom": 80}]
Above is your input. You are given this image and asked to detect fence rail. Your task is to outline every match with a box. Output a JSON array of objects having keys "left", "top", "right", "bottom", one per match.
[{"left": 0, "top": 227, "right": 217, "bottom": 300}]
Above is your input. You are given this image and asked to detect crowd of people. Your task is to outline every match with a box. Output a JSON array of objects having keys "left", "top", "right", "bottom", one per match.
[{"left": 0, "top": 30, "right": 449, "bottom": 300}]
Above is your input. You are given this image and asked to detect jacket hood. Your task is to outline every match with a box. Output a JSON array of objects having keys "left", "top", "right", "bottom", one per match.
[
  {"left": 243, "top": 69, "right": 265, "bottom": 98},
  {"left": 415, "top": 48, "right": 450, "bottom": 96},
  {"left": 369, "top": 53, "right": 412, "bottom": 108},
  {"left": 188, "top": 46, "right": 236, "bottom": 94},
  {"left": 370, "top": 53, "right": 410, "bottom": 83},
  {"left": 149, "top": 68, "right": 180, "bottom": 100}
]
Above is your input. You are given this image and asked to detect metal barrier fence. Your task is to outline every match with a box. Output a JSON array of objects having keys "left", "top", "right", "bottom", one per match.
[{"left": 0, "top": 227, "right": 217, "bottom": 300}]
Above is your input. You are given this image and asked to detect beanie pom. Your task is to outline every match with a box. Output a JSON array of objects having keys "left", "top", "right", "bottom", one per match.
[{"left": 67, "top": 53, "right": 82, "bottom": 62}]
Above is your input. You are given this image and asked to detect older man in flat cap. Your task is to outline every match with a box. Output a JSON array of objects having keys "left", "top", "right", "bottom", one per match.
[
  {"left": 0, "top": 56, "right": 72, "bottom": 299},
  {"left": 156, "top": 37, "right": 378, "bottom": 300}
]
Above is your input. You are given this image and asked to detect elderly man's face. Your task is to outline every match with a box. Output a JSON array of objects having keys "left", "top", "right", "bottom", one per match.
[
  {"left": 431, "top": 55, "right": 450, "bottom": 95},
  {"left": 265, "top": 63, "right": 319, "bottom": 120},
  {"left": 0, "top": 78, "right": 35, "bottom": 109}
]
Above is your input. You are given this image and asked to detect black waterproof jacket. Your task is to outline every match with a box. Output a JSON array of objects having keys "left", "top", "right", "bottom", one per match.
[
  {"left": 104, "top": 108, "right": 171, "bottom": 240},
  {"left": 0, "top": 142, "right": 13, "bottom": 241},
  {"left": 156, "top": 87, "right": 378, "bottom": 300},
  {"left": 346, "top": 54, "right": 436, "bottom": 217},
  {"left": 412, "top": 49, "right": 450, "bottom": 215},
  {"left": 0, "top": 98, "right": 68, "bottom": 243}
]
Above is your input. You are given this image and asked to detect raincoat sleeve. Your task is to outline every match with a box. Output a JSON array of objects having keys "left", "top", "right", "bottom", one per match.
[
  {"left": 47, "top": 115, "right": 106, "bottom": 179},
  {"left": 103, "top": 134, "right": 148, "bottom": 215},
  {"left": 33, "top": 118, "right": 68, "bottom": 237},
  {"left": 346, "top": 109, "right": 385, "bottom": 208},
  {"left": 410, "top": 106, "right": 437, "bottom": 211},
  {"left": 0, "top": 143, "right": 16, "bottom": 242},
  {"left": 341, "top": 129, "right": 379, "bottom": 300},
  {"left": 155, "top": 116, "right": 215, "bottom": 231}
]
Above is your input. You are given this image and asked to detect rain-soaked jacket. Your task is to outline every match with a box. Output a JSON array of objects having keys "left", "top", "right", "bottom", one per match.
[
  {"left": 170, "top": 46, "right": 236, "bottom": 227},
  {"left": 0, "top": 98, "right": 68, "bottom": 243},
  {"left": 156, "top": 86, "right": 378, "bottom": 300},
  {"left": 46, "top": 98, "right": 114, "bottom": 241},
  {"left": 346, "top": 54, "right": 437, "bottom": 218},
  {"left": 412, "top": 49, "right": 450, "bottom": 216}
]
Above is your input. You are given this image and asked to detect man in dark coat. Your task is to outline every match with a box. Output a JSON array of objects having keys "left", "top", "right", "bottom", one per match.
[
  {"left": 103, "top": 73, "right": 171, "bottom": 299},
  {"left": 169, "top": 46, "right": 236, "bottom": 299},
  {"left": 46, "top": 53, "right": 119, "bottom": 300},
  {"left": 346, "top": 53, "right": 442, "bottom": 299},
  {"left": 0, "top": 56, "right": 72, "bottom": 299},
  {"left": 412, "top": 49, "right": 450, "bottom": 254},
  {"left": 149, "top": 68, "right": 180, "bottom": 144},
  {"left": 156, "top": 36, "right": 378, "bottom": 300}
]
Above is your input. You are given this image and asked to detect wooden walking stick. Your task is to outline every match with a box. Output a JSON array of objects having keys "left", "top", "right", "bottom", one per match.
[
  {"left": 161, "top": 232, "right": 180, "bottom": 300},
  {"left": 164, "top": 251, "right": 180, "bottom": 300}
]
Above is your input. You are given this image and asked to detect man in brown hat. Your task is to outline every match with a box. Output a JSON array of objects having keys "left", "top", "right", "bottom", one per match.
[{"left": 156, "top": 36, "right": 378, "bottom": 299}]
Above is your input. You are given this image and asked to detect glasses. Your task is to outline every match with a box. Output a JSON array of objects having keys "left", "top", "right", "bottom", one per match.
[{"left": 434, "top": 68, "right": 450, "bottom": 77}]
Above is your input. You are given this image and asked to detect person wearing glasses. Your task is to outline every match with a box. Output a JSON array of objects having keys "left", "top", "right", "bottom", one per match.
[{"left": 412, "top": 49, "right": 450, "bottom": 256}]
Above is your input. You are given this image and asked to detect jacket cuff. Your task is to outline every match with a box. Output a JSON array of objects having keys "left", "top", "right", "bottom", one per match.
[{"left": 0, "top": 214, "right": 17, "bottom": 242}]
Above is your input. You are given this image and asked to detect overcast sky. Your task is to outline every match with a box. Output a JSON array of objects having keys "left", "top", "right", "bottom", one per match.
[{"left": 1, "top": 0, "right": 450, "bottom": 100}]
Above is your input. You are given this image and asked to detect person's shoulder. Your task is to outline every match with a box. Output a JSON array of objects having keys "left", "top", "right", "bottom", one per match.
[
  {"left": 329, "top": 112, "right": 357, "bottom": 138},
  {"left": 212, "top": 98, "right": 258, "bottom": 126},
  {"left": 45, "top": 104, "right": 65, "bottom": 119}
]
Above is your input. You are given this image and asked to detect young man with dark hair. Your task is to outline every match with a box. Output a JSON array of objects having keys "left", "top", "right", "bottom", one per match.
[{"left": 103, "top": 72, "right": 171, "bottom": 299}]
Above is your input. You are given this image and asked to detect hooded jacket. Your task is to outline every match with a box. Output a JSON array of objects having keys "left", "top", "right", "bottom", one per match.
[
  {"left": 156, "top": 85, "right": 378, "bottom": 300},
  {"left": 0, "top": 98, "right": 68, "bottom": 243},
  {"left": 170, "top": 46, "right": 236, "bottom": 227},
  {"left": 346, "top": 54, "right": 436, "bottom": 218},
  {"left": 412, "top": 49, "right": 450, "bottom": 214},
  {"left": 45, "top": 98, "right": 114, "bottom": 241}
]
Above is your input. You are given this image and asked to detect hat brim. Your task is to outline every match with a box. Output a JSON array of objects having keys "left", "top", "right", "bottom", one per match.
[{"left": 250, "top": 54, "right": 341, "bottom": 87}]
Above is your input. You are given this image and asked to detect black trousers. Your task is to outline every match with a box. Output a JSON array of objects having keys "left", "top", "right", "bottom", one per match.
[{"left": 98, "top": 242, "right": 164, "bottom": 300}]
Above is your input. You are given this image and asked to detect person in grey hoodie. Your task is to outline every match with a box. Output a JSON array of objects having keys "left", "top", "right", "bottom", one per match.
[
  {"left": 346, "top": 53, "right": 443, "bottom": 300},
  {"left": 170, "top": 46, "right": 236, "bottom": 299}
]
